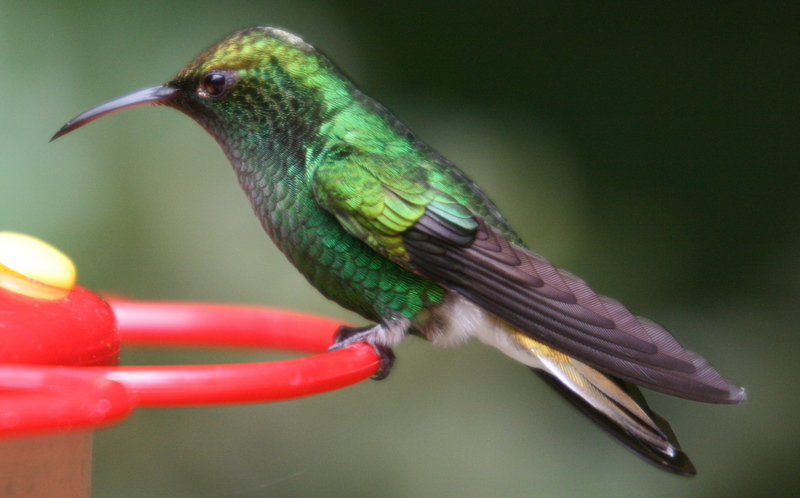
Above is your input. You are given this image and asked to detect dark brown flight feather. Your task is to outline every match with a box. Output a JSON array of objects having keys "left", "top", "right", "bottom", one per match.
[{"left": 404, "top": 208, "right": 745, "bottom": 404}]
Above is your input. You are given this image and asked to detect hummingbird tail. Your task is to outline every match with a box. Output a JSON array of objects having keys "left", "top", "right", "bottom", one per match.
[
  {"left": 519, "top": 336, "right": 697, "bottom": 475},
  {"left": 531, "top": 364, "right": 696, "bottom": 475}
]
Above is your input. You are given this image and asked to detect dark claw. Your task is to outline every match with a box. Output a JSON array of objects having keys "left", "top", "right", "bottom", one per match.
[
  {"left": 329, "top": 325, "right": 396, "bottom": 380},
  {"left": 370, "top": 345, "right": 395, "bottom": 381}
]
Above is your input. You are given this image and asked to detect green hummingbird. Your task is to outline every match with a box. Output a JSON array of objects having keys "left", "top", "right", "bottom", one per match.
[{"left": 53, "top": 27, "right": 745, "bottom": 475}]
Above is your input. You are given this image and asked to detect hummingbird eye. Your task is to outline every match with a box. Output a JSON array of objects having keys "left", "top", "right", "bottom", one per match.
[{"left": 199, "top": 71, "right": 232, "bottom": 99}]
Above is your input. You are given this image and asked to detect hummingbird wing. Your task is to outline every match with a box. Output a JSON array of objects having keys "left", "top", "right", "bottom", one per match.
[
  {"left": 313, "top": 146, "right": 434, "bottom": 263},
  {"left": 313, "top": 151, "right": 744, "bottom": 404}
]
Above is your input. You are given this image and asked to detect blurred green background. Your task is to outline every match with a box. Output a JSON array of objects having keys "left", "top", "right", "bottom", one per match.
[{"left": 2, "top": 1, "right": 797, "bottom": 496}]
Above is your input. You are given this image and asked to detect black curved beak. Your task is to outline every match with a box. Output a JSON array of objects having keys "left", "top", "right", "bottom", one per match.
[{"left": 51, "top": 85, "right": 178, "bottom": 141}]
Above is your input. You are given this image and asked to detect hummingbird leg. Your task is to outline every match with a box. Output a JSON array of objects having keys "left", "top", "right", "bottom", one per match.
[{"left": 329, "top": 319, "right": 406, "bottom": 380}]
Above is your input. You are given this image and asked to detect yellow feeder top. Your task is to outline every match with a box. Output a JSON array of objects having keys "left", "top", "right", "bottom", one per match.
[{"left": 0, "top": 232, "right": 76, "bottom": 294}]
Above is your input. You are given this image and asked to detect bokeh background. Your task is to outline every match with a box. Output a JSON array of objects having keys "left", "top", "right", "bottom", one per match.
[{"left": 1, "top": 1, "right": 797, "bottom": 496}]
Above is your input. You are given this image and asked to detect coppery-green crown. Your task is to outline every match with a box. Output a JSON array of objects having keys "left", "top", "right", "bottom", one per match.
[
  {"left": 178, "top": 27, "right": 315, "bottom": 76},
  {"left": 169, "top": 27, "right": 356, "bottom": 120}
]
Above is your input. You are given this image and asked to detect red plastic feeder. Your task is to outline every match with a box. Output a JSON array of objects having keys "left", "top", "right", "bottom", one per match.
[{"left": 0, "top": 233, "right": 380, "bottom": 496}]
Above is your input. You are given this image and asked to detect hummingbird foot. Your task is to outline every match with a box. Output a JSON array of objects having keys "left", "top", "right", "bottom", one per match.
[
  {"left": 329, "top": 324, "right": 398, "bottom": 380},
  {"left": 369, "top": 344, "right": 396, "bottom": 380}
]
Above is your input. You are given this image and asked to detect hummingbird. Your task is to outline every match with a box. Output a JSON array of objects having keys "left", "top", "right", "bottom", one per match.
[{"left": 53, "top": 27, "right": 745, "bottom": 475}]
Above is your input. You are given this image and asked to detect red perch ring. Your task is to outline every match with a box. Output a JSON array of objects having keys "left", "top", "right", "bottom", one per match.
[{"left": 0, "top": 298, "right": 380, "bottom": 437}]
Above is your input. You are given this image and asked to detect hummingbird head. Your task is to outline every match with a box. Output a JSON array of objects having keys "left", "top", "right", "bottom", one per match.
[{"left": 52, "top": 27, "right": 349, "bottom": 148}]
